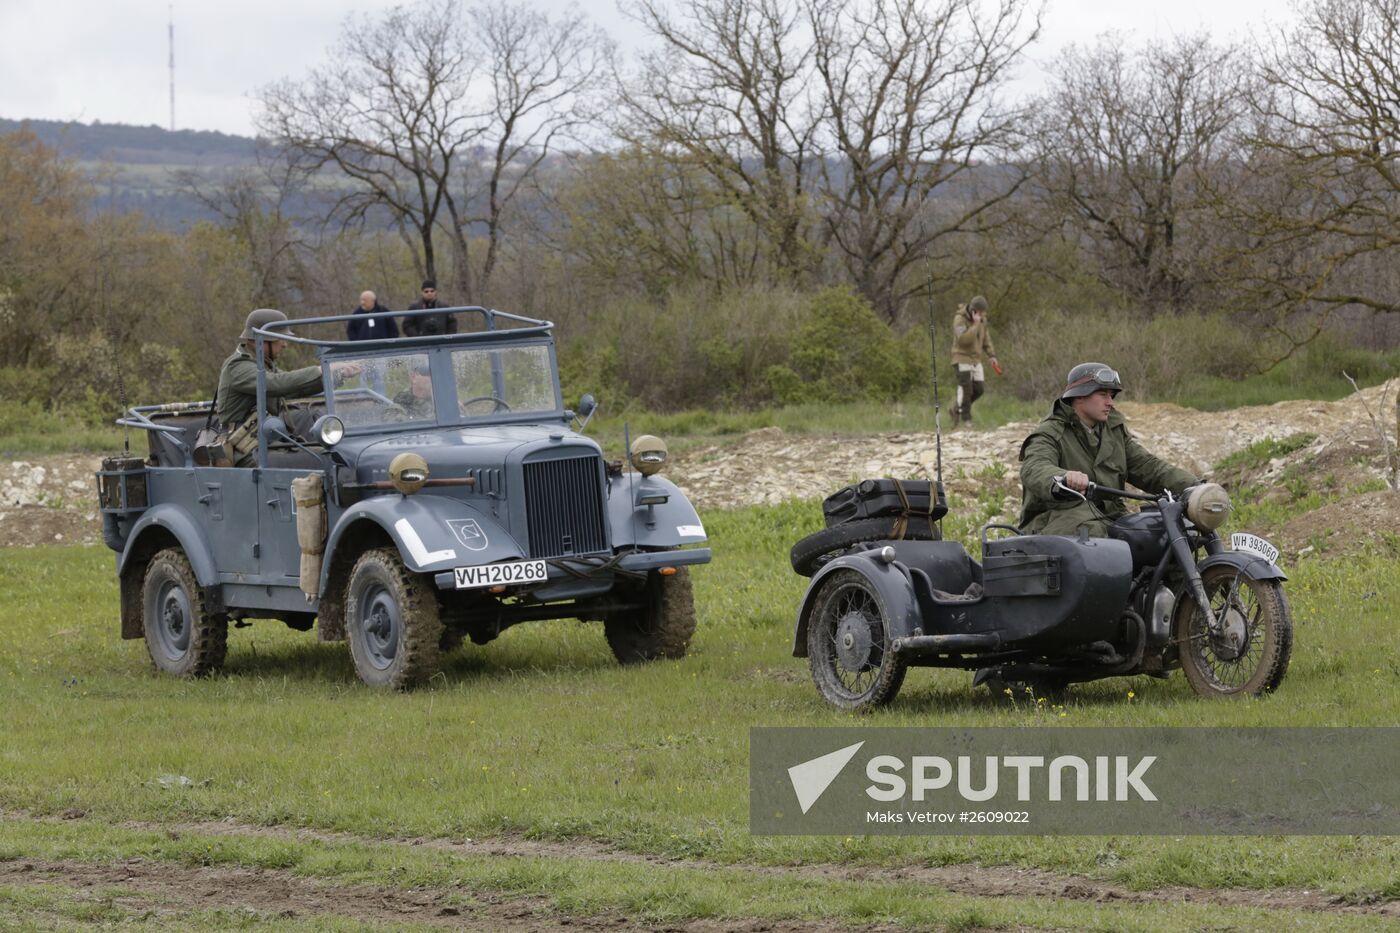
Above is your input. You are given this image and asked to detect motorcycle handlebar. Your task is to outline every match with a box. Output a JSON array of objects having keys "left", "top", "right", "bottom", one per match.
[{"left": 1052, "top": 474, "right": 1160, "bottom": 503}]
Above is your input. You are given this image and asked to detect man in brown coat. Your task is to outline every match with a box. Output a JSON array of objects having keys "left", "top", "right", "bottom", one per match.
[{"left": 950, "top": 295, "right": 1000, "bottom": 426}]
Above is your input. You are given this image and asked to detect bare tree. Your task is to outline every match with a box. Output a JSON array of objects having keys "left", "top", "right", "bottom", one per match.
[
  {"left": 1242, "top": 0, "right": 1400, "bottom": 317},
  {"left": 618, "top": 0, "right": 822, "bottom": 280},
  {"left": 808, "top": 0, "right": 1038, "bottom": 320},
  {"left": 258, "top": 0, "right": 607, "bottom": 303},
  {"left": 1032, "top": 33, "right": 1250, "bottom": 312}
]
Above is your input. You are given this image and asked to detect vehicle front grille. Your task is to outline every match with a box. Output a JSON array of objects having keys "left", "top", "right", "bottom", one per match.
[{"left": 523, "top": 454, "right": 608, "bottom": 558}]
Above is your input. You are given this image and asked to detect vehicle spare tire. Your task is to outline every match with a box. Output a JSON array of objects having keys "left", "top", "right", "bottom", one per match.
[{"left": 789, "top": 516, "right": 942, "bottom": 577}]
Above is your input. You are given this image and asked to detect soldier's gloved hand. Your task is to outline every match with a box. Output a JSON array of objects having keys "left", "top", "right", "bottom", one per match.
[{"left": 1062, "top": 470, "right": 1090, "bottom": 493}]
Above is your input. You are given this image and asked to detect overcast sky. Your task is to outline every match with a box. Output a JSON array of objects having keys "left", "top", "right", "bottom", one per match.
[{"left": 0, "top": 0, "right": 1289, "bottom": 137}]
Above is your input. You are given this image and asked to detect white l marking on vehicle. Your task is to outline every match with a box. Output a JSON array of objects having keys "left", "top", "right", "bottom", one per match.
[{"left": 394, "top": 518, "right": 457, "bottom": 565}]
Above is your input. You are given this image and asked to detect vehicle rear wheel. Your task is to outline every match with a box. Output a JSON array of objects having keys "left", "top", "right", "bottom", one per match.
[
  {"left": 790, "top": 516, "right": 941, "bottom": 577},
  {"left": 346, "top": 548, "right": 443, "bottom": 689},
  {"left": 604, "top": 568, "right": 696, "bottom": 663},
  {"left": 806, "top": 569, "right": 907, "bottom": 710},
  {"left": 142, "top": 548, "right": 227, "bottom": 677},
  {"left": 1176, "top": 566, "right": 1292, "bottom": 698}
]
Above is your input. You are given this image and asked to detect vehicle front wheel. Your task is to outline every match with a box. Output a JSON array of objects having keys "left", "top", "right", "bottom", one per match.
[
  {"left": 345, "top": 548, "right": 443, "bottom": 689},
  {"left": 806, "top": 569, "right": 907, "bottom": 710},
  {"left": 1176, "top": 566, "right": 1292, "bottom": 698},
  {"left": 604, "top": 568, "right": 696, "bottom": 663},
  {"left": 142, "top": 548, "right": 227, "bottom": 677}
]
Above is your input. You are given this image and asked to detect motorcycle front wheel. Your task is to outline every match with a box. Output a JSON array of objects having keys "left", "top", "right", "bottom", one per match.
[
  {"left": 807, "top": 569, "right": 907, "bottom": 710},
  {"left": 1176, "top": 565, "right": 1293, "bottom": 698}
]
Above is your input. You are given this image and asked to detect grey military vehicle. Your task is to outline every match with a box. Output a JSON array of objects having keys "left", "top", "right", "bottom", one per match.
[{"left": 96, "top": 307, "right": 710, "bottom": 689}]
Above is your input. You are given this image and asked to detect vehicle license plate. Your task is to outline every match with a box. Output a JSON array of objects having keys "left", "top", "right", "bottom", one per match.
[
  {"left": 1230, "top": 533, "right": 1280, "bottom": 564},
  {"left": 453, "top": 559, "right": 548, "bottom": 590}
]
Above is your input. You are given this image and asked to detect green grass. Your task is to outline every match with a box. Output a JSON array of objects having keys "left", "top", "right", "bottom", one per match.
[
  {"left": 588, "top": 395, "right": 1042, "bottom": 458},
  {"left": 1, "top": 501, "right": 1399, "bottom": 929}
]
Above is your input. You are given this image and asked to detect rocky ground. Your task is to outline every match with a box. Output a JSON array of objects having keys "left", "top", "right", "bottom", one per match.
[{"left": 5, "top": 380, "right": 1398, "bottom": 561}]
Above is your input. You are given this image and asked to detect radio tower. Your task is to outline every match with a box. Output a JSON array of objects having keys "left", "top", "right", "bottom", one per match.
[{"left": 168, "top": 5, "right": 176, "bottom": 132}]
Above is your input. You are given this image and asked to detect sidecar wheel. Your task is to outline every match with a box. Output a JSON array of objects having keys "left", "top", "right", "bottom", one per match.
[
  {"left": 807, "top": 569, "right": 907, "bottom": 710},
  {"left": 1176, "top": 566, "right": 1292, "bottom": 698}
]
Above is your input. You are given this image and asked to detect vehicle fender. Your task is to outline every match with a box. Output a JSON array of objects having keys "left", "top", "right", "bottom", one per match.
[
  {"left": 791, "top": 552, "right": 919, "bottom": 658},
  {"left": 320, "top": 494, "right": 518, "bottom": 590},
  {"left": 1196, "top": 550, "right": 1288, "bottom": 583},
  {"left": 118, "top": 503, "right": 219, "bottom": 587},
  {"left": 607, "top": 474, "right": 708, "bottom": 549}
]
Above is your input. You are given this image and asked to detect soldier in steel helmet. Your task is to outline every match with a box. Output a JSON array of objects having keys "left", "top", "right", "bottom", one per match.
[
  {"left": 1017, "top": 362, "right": 1198, "bottom": 537},
  {"left": 950, "top": 295, "right": 1000, "bottom": 427},
  {"left": 216, "top": 309, "right": 359, "bottom": 467}
]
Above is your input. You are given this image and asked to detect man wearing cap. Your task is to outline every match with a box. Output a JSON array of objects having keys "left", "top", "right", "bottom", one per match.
[
  {"left": 217, "top": 309, "right": 357, "bottom": 467},
  {"left": 1017, "top": 362, "right": 1198, "bottom": 537},
  {"left": 392, "top": 362, "right": 436, "bottom": 420},
  {"left": 402, "top": 279, "right": 458, "bottom": 338},
  {"left": 950, "top": 295, "right": 1000, "bottom": 427}
]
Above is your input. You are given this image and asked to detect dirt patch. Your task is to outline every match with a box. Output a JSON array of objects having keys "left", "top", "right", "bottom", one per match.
[
  {"left": 35, "top": 815, "right": 1390, "bottom": 919},
  {"left": 671, "top": 381, "right": 1400, "bottom": 512},
  {"left": 1275, "top": 489, "right": 1400, "bottom": 560},
  {"left": 0, "top": 857, "right": 901, "bottom": 932},
  {"left": 6, "top": 379, "right": 1397, "bottom": 555}
]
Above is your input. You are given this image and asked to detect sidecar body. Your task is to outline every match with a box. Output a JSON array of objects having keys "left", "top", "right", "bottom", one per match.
[{"left": 793, "top": 531, "right": 1134, "bottom": 668}]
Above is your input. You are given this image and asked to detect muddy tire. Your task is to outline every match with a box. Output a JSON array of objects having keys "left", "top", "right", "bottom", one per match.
[
  {"left": 142, "top": 548, "right": 227, "bottom": 678},
  {"left": 604, "top": 568, "right": 696, "bottom": 663},
  {"left": 345, "top": 548, "right": 443, "bottom": 689},
  {"left": 1176, "top": 566, "right": 1292, "bottom": 698},
  {"left": 790, "top": 516, "right": 941, "bottom": 577},
  {"left": 806, "top": 569, "right": 907, "bottom": 710}
]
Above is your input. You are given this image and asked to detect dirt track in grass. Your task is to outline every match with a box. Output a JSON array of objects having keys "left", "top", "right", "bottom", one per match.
[{"left": 4, "top": 813, "right": 1392, "bottom": 922}]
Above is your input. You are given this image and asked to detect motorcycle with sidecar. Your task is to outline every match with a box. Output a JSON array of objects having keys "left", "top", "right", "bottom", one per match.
[{"left": 790, "top": 477, "right": 1292, "bottom": 709}]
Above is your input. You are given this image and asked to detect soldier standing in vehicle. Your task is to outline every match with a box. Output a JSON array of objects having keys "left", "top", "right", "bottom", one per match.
[
  {"left": 217, "top": 308, "right": 356, "bottom": 467},
  {"left": 950, "top": 295, "right": 1000, "bottom": 427},
  {"left": 1018, "top": 362, "right": 1198, "bottom": 537}
]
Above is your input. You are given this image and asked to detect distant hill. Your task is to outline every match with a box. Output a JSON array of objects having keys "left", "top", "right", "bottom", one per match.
[
  {"left": 0, "top": 118, "right": 257, "bottom": 166},
  {"left": 0, "top": 118, "right": 260, "bottom": 228}
]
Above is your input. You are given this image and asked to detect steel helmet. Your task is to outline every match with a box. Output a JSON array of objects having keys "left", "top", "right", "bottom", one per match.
[
  {"left": 241, "top": 308, "right": 291, "bottom": 340},
  {"left": 1062, "top": 362, "right": 1122, "bottom": 399}
]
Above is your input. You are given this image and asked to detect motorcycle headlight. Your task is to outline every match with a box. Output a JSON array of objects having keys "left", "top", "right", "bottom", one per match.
[
  {"left": 629, "top": 434, "right": 668, "bottom": 476},
  {"left": 389, "top": 452, "right": 429, "bottom": 495},
  {"left": 1186, "top": 483, "right": 1232, "bottom": 531}
]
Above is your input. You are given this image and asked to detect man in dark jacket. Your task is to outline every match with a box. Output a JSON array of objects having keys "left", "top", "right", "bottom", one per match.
[
  {"left": 346, "top": 290, "right": 399, "bottom": 341},
  {"left": 402, "top": 279, "right": 458, "bottom": 337},
  {"left": 1018, "top": 362, "right": 1198, "bottom": 537}
]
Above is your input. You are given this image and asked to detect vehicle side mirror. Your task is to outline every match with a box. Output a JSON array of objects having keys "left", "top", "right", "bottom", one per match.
[
  {"left": 260, "top": 415, "right": 289, "bottom": 447},
  {"left": 575, "top": 393, "right": 598, "bottom": 432}
]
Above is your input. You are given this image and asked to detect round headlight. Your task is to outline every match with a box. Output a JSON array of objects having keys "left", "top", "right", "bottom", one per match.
[
  {"left": 312, "top": 415, "right": 345, "bottom": 446},
  {"left": 629, "top": 434, "right": 668, "bottom": 476},
  {"left": 1186, "top": 483, "right": 1232, "bottom": 531},
  {"left": 389, "top": 452, "right": 429, "bottom": 495}
]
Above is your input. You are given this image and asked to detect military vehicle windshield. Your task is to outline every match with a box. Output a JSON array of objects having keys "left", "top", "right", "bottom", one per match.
[
  {"left": 329, "top": 351, "right": 437, "bottom": 429},
  {"left": 451, "top": 344, "right": 558, "bottom": 417}
]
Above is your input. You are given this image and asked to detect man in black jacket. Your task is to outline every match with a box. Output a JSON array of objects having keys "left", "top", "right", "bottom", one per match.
[
  {"left": 402, "top": 279, "right": 458, "bottom": 337},
  {"left": 346, "top": 290, "right": 399, "bottom": 341}
]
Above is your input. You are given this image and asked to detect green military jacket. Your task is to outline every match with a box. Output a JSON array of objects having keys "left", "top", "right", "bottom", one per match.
[
  {"left": 1017, "top": 400, "right": 1198, "bottom": 536},
  {"left": 215, "top": 344, "right": 324, "bottom": 429},
  {"left": 951, "top": 304, "right": 995, "bottom": 366}
]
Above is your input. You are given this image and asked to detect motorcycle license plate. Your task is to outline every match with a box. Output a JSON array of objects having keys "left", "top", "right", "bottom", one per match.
[
  {"left": 1230, "top": 533, "right": 1280, "bottom": 564},
  {"left": 453, "top": 559, "right": 548, "bottom": 590}
]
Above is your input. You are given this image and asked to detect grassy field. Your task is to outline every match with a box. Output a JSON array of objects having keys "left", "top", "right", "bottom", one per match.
[{"left": 2, "top": 490, "right": 1399, "bottom": 930}]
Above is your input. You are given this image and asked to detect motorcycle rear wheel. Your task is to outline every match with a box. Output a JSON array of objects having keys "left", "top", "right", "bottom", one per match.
[
  {"left": 807, "top": 569, "right": 907, "bottom": 710},
  {"left": 1176, "top": 566, "right": 1292, "bottom": 698}
]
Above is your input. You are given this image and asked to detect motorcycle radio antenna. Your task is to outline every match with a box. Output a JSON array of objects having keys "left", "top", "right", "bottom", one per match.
[{"left": 923, "top": 256, "right": 944, "bottom": 487}]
